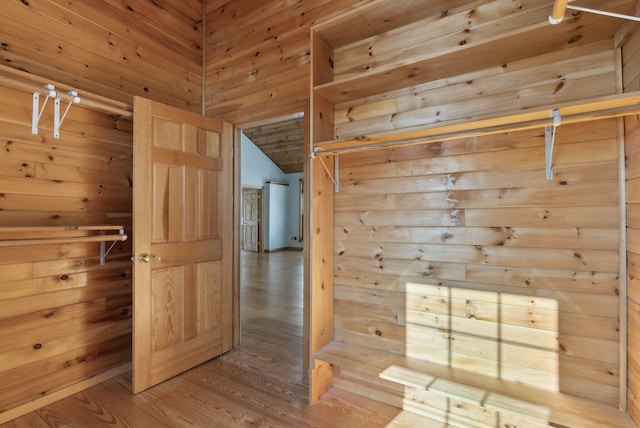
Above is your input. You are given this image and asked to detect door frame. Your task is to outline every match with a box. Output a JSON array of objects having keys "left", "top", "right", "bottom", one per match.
[
  {"left": 233, "top": 127, "right": 242, "bottom": 347},
  {"left": 235, "top": 109, "right": 308, "bottom": 368}
]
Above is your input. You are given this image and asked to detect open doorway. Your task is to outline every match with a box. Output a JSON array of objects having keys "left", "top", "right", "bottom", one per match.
[
  {"left": 233, "top": 113, "right": 307, "bottom": 386},
  {"left": 241, "top": 187, "right": 262, "bottom": 252}
]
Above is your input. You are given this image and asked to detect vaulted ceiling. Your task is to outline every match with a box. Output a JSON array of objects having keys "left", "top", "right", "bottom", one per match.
[{"left": 243, "top": 117, "right": 305, "bottom": 173}]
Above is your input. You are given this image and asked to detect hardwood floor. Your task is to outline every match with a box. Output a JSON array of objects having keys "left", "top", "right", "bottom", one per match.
[{"left": 3, "top": 250, "right": 399, "bottom": 427}]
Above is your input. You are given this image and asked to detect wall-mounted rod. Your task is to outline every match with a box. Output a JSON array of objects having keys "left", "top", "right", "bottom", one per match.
[
  {"left": 1, "top": 64, "right": 132, "bottom": 119},
  {"left": 566, "top": 4, "right": 640, "bottom": 22},
  {"left": 549, "top": 0, "right": 640, "bottom": 24},
  {"left": 549, "top": 0, "right": 571, "bottom": 24},
  {"left": 313, "top": 92, "right": 640, "bottom": 156}
]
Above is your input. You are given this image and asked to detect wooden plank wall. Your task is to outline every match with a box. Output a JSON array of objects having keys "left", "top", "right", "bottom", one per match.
[
  {"left": 622, "top": 23, "right": 640, "bottom": 426},
  {"left": 0, "top": 80, "right": 133, "bottom": 418},
  {"left": 326, "top": 35, "right": 626, "bottom": 407},
  {"left": 204, "top": 0, "right": 375, "bottom": 125},
  {"left": 333, "top": 40, "right": 618, "bottom": 139},
  {"left": 334, "top": 118, "right": 622, "bottom": 405},
  {"left": 0, "top": 0, "right": 203, "bottom": 112}
]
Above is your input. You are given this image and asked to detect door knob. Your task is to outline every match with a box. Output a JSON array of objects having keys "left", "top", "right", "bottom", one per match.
[{"left": 138, "top": 253, "right": 161, "bottom": 263}]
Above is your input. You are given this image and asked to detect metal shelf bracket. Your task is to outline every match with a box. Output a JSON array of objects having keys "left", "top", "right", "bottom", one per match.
[
  {"left": 100, "top": 228, "right": 126, "bottom": 265},
  {"left": 312, "top": 148, "right": 340, "bottom": 192},
  {"left": 545, "top": 109, "right": 561, "bottom": 180},
  {"left": 32, "top": 84, "right": 56, "bottom": 135},
  {"left": 54, "top": 91, "right": 81, "bottom": 138},
  {"left": 32, "top": 85, "right": 81, "bottom": 138}
]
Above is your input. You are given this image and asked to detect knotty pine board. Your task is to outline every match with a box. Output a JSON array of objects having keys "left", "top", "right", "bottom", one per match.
[
  {"left": 204, "top": 0, "right": 375, "bottom": 124},
  {"left": 625, "top": 25, "right": 640, "bottom": 422},
  {"left": 336, "top": 43, "right": 614, "bottom": 123},
  {"left": 0, "top": 80, "right": 132, "bottom": 416},
  {"left": 337, "top": 163, "right": 618, "bottom": 195},
  {"left": 0, "top": 263, "right": 131, "bottom": 302},
  {"left": 623, "top": 25, "right": 640, "bottom": 92},
  {"left": 336, "top": 242, "right": 618, "bottom": 272},
  {"left": 3, "top": 248, "right": 400, "bottom": 427},
  {"left": 334, "top": 42, "right": 617, "bottom": 140},
  {"left": 0, "top": 0, "right": 202, "bottom": 111},
  {"left": 206, "top": 0, "right": 371, "bottom": 63},
  {"left": 331, "top": 0, "right": 552, "bottom": 80},
  {"left": 335, "top": 225, "right": 619, "bottom": 250},
  {"left": 338, "top": 116, "right": 620, "bottom": 168},
  {"left": 339, "top": 140, "right": 618, "bottom": 181},
  {"left": 0, "top": 336, "right": 130, "bottom": 413},
  {"left": 333, "top": 119, "right": 622, "bottom": 405},
  {"left": 205, "top": 70, "right": 310, "bottom": 126},
  {"left": 627, "top": 202, "right": 640, "bottom": 230}
]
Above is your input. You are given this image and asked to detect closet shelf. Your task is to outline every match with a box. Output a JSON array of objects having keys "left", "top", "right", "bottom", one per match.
[
  {"left": 0, "top": 225, "right": 128, "bottom": 264},
  {"left": 313, "top": 92, "right": 640, "bottom": 155}
]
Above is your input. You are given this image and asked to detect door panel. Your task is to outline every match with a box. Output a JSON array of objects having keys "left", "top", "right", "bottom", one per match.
[
  {"left": 242, "top": 188, "right": 259, "bottom": 252},
  {"left": 132, "top": 97, "right": 234, "bottom": 393}
]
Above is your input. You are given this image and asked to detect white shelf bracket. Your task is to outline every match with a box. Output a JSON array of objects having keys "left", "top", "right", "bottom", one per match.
[
  {"left": 313, "top": 149, "right": 340, "bottom": 192},
  {"left": 100, "top": 228, "right": 126, "bottom": 265},
  {"left": 54, "top": 91, "right": 81, "bottom": 138},
  {"left": 32, "top": 84, "right": 56, "bottom": 135},
  {"left": 545, "top": 109, "right": 561, "bottom": 180}
]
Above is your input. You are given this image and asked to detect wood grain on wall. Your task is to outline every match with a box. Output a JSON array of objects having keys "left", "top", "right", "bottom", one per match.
[
  {"left": 333, "top": 40, "right": 617, "bottom": 140},
  {"left": 334, "top": 118, "right": 622, "bottom": 405},
  {"left": 0, "top": 81, "right": 133, "bottom": 416},
  {"left": 623, "top": 24, "right": 640, "bottom": 426},
  {"left": 0, "top": 0, "right": 203, "bottom": 112},
  {"left": 204, "top": 0, "right": 375, "bottom": 125}
]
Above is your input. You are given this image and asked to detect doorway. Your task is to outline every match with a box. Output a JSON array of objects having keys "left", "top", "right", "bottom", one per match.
[
  {"left": 241, "top": 187, "right": 262, "bottom": 252},
  {"left": 236, "top": 113, "right": 306, "bottom": 385}
]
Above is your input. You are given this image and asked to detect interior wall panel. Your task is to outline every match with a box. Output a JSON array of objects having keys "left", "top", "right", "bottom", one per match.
[
  {"left": 0, "top": 77, "right": 133, "bottom": 418},
  {"left": 0, "top": 0, "right": 203, "bottom": 111},
  {"left": 334, "top": 118, "right": 622, "bottom": 405},
  {"left": 204, "top": 0, "right": 375, "bottom": 125},
  {"left": 624, "top": 24, "right": 640, "bottom": 426}
]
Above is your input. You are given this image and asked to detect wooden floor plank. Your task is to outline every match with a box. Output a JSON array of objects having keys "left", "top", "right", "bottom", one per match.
[
  {"left": 385, "top": 410, "right": 447, "bottom": 427},
  {"left": 2, "top": 250, "right": 400, "bottom": 427},
  {"left": 316, "top": 340, "right": 637, "bottom": 428}
]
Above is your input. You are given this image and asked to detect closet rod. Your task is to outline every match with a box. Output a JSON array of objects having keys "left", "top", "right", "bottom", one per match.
[
  {"left": 313, "top": 92, "right": 640, "bottom": 156},
  {"left": 0, "top": 234, "right": 128, "bottom": 247},
  {"left": 0, "top": 64, "right": 133, "bottom": 119},
  {"left": 0, "top": 225, "right": 125, "bottom": 232}
]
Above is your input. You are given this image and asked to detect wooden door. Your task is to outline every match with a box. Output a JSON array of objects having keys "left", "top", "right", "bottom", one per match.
[
  {"left": 242, "top": 188, "right": 260, "bottom": 252},
  {"left": 132, "top": 97, "right": 234, "bottom": 393}
]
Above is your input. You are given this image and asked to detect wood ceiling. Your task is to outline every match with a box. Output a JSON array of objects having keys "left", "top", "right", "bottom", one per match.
[{"left": 243, "top": 117, "right": 305, "bottom": 173}]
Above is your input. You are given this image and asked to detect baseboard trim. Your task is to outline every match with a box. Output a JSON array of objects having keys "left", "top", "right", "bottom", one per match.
[
  {"left": 0, "top": 362, "right": 132, "bottom": 424},
  {"left": 264, "top": 246, "right": 303, "bottom": 253}
]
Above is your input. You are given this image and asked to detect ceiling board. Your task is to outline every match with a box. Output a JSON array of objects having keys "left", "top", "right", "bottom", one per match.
[{"left": 243, "top": 117, "right": 305, "bottom": 173}]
